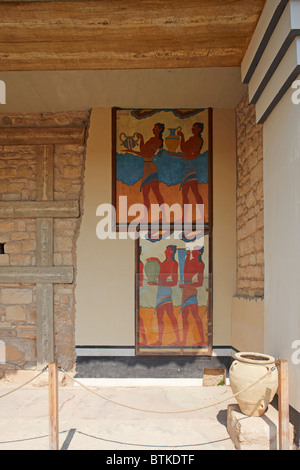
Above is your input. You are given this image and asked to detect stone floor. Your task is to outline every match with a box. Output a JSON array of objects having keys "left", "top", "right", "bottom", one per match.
[
  {"left": 0, "top": 370, "right": 293, "bottom": 451},
  {"left": 0, "top": 371, "right": 237, "bottom": 451}
]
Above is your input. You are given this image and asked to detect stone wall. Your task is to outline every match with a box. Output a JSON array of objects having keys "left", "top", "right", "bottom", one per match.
[
  {"left": 236, "top": 92, "right": 264, "bottom": 298},
  {"left": 0, "top": 111, "right": 90, "bottom": 374}
]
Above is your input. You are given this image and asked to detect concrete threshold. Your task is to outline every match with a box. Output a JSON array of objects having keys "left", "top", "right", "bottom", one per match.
[{"left": 74, "top": 378, "right": 231, "bottom": 387}]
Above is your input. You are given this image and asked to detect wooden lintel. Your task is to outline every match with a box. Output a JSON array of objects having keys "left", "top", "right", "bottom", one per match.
[
  {"left": 0, "top": 266, "right": 74, "bottom": 284},
  {"left": 0, "top": 200, "right": 80, "bottom": 218},
  {"left": 0, "top": 0, "right": 266, "bottom": 71},
  {"left": 0, "top": 127, "right": 86, "bottom": 145}
]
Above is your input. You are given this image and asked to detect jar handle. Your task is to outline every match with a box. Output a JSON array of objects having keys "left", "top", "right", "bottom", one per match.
[{"left": 119, "top": 132, "right": 127, "bottom": 143}]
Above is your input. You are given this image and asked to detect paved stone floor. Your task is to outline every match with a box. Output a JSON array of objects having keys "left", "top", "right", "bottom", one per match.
[{"left": 0, "top": 375, "right": 237, "bottom": 451}]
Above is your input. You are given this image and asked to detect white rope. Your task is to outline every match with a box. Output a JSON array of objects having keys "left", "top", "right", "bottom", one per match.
[
  {"left": 60, "top": 366, "right": 275, "bottom": 415},
  {"left": 0, "top": 363, "right": 276, "bottom": 415},
  {"left": 0, "top": 366, "right": 48, "bottom": 399}
]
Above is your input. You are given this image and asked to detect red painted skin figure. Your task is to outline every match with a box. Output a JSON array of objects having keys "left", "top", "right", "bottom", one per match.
[
  {"left": 179, "top": 248, "right": 206, "bottom": 346},
  {"left": 170, "top": 123, "right": 204, "bottom": 208},
  {"left": 147, "top": 246, "right": 183, "bottom": 347},
  {"left": 124, "top": 123, "right": 165, "bottom": 213},
  {"left": 139, "top": 258, "right": 148, "bottom": 346}
]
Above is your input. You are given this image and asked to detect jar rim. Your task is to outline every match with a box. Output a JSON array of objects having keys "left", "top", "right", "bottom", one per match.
[{"left": 234, "top": 352, "right": 275, "bottom": 365}]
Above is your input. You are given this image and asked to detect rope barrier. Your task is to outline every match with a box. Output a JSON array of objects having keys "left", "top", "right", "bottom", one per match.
[
  {"left": 59, "top": 366, "right": 275, "bottom": 415},
  {"left": 0, "top": 366, "right": 48, "bottom": 400},
  {"left": 0, "top": 363, "right": 279, "bottom": 450},
  {"left": 0, "top": 364, "right": 275, "bottom": 415}
]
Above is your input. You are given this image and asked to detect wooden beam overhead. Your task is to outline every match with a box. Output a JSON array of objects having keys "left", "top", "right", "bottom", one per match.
[
  {"left": 0, "top": 266, "right": 74, "bottom": 284},
  {"left": 0, "top": 126, "right": 86, "bottom": 145},
  {"left": 0, "top": 0, "right": 266, "bottom": 70},
  {"left": 0, "top": 200, "right": 80, "bottom": 218}
]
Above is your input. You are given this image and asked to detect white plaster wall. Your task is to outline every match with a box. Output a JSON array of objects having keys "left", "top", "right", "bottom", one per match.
[
  {"left": 0, "top": 68, "right": 246, "bottom": 112},
  {"left": 75, "top": 109, "right": 136, "bottom": 346},
  {"left": 212, "top": 109, "right": 237, "bottom": 346},
  {"left": 264, "top": 79, "right": 300, "bottom": 412}
]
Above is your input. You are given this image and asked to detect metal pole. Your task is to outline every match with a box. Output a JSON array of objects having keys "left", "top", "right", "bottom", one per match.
[
  {"left": 278, "top": 359, "right": 290, "bottom": 450},
  {"left": 49, "top": 362, "right": 59, "bottom": 451}
]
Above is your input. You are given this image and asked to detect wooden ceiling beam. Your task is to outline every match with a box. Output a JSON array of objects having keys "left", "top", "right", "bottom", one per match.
[
  {"left": 0, "top": 24, "right": 258, "bottom": 44},
  {"left": 0, "top": 0, "right": 266, "bottom": 70}
]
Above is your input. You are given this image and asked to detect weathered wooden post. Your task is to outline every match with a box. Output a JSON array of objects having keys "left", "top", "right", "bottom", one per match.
[
  {"left": 49, "top": 362, "right": 59, "bottom": 451},
  {"left": 278, "top": 359, "right": 290, "bottom": 450},
  {"left": 0, "top": 125, "right": 86, "bottom": 450}
]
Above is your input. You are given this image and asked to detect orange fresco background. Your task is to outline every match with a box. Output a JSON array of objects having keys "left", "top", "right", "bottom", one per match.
[
  {"left": 117, "top": 180, "right": 209, "bottom": 224},
  {"left": 139, "top": 304, "right": 209, "bottom": 348}
]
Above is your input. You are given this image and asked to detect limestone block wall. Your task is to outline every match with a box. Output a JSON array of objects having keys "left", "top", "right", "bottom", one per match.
[
  {"left": 236, "top": 92, "right": 264, "bottom": 298},
  {"left": 0, "top": 112, "right": 89, "bottom": 374}
]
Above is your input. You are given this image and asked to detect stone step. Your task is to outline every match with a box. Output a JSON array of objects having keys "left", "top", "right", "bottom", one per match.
[{"left": 227, "top": 403, "right": 295, "bottom": 450}]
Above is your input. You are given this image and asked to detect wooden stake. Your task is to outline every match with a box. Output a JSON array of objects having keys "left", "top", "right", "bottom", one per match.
[
  {"left": 278, "top": 359, "right": 289, "bottom": 450},
  {"left": 49, "top": 362, "right": 59, "bottom": 451}
]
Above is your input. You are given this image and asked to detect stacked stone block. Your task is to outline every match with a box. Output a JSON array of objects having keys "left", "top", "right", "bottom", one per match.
[
  {"left": 0, "top": 112, "right": 89, "bottom": 373},
  {"left": 236, "top": 92, "right": 264, "bottom": 298}
]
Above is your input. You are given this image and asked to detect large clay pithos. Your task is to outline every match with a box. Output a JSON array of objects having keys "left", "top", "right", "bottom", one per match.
[{"left": 229, "top": 352, "right": 278, "bottom": 417}]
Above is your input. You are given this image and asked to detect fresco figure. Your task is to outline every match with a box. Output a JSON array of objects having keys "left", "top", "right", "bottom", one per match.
[
  {"left": 139, "top": 247, "right": 147, "bottom": 346},
  {"left": 147, "top": 245, "right": 182, "bottom": 346},
  {"left": 170, "top": 122, "right": 204, "bottom": 208},
  {"left": 179, "top": 247, "right": 206, "bottom": 346},
  {"left": 124, "top": 123, "right": 165, "bottom": 213}
]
